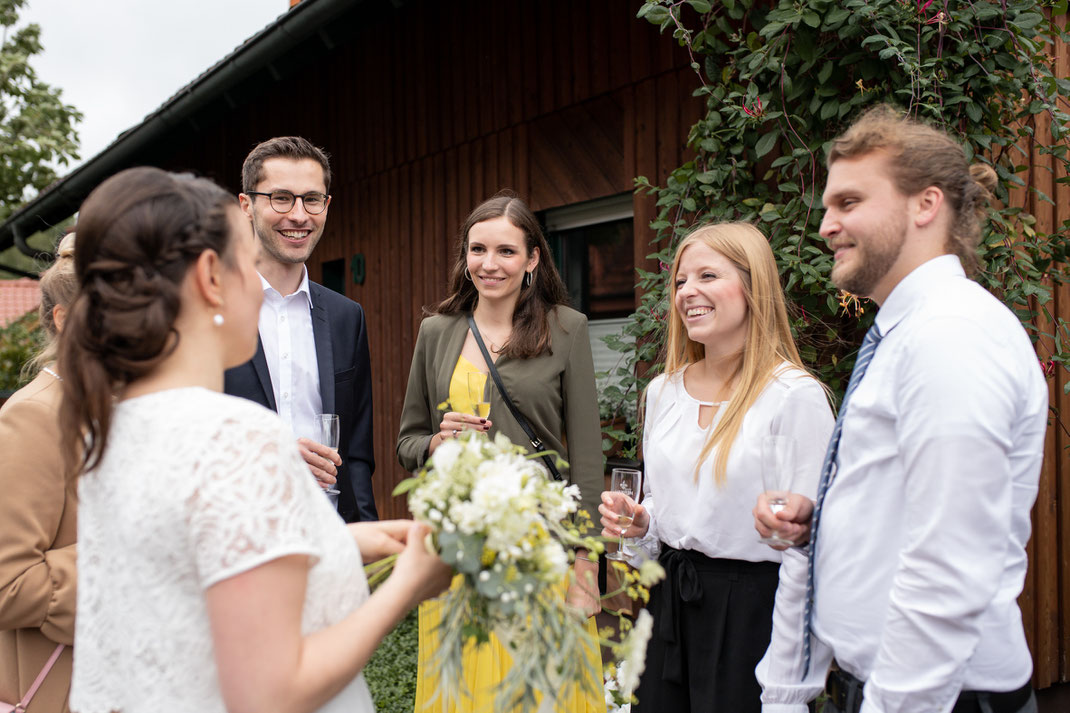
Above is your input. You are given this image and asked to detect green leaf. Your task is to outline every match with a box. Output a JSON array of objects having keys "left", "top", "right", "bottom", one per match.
[
  {"left": 755, "top": 131, "right": 778, "bottom": 159},
  {"left": 825, "top": 8, "right": 850, "bottom": 27},
  {"left": 1012, "top": 12, "right": 1044, "bottom": 30},
  {"left": 686, "top": 0, "right": 712, "bottom": 13},
  {"left": 818, "top": 60, "right": 834, "bottom": 85}
]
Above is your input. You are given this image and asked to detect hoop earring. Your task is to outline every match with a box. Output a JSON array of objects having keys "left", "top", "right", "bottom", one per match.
[
  {"left": 464, "top": 267, "right": 473, "bottom": 282},
  {"left": 524, "top": 270, "right": 533, "bottom": 287}
]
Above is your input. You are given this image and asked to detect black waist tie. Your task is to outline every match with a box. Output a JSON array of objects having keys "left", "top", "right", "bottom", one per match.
[{"left": 656, "top": 546, "right": 705, "bottom": 684}]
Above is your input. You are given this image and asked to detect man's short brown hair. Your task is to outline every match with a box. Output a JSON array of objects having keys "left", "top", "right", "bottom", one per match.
[{"left": 241, "top": 136, "right": 331, "bottom": 194}]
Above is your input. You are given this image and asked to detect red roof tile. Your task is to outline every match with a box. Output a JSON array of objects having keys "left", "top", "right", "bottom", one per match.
[{"left": 0, "top": 278, "right": 41, "bottom": 327}]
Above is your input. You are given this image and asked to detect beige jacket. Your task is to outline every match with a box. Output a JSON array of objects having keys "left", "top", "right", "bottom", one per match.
[
  {"left": 397, "top": 307, "right": 604, "bottom": 525},
  {"left": 0, "top": 371, "right": 76, "bottom": 713}
]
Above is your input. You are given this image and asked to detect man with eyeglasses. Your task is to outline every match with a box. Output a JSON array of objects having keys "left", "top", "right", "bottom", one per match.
[{"left": 225, "top": 136, "right": 378, "bottom": 523}]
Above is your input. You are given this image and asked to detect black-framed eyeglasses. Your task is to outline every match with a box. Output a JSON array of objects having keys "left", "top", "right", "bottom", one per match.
[{"left": 246, "top": 190, "right": 330, "bottom": 215}]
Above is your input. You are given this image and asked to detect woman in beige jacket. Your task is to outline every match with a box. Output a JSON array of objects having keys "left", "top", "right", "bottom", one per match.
[{"left": 0, "top": 234, "right": 78, "bottom": 713}]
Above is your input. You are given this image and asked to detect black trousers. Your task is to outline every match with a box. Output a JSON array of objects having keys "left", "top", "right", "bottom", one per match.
[{"left": 633, "top": 546, "right": 780, "bottom": 713}]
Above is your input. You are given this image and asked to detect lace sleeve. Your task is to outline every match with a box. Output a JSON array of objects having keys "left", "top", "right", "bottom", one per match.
[{"left": 186, "top": 415, "right": 323, "bottom": 589}]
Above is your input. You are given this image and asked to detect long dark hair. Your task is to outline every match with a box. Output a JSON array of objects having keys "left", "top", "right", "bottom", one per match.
[
  {"left": 433, "top": 192, "right": 569, "bottom": 358},
  {"left": 58, "top": 167, "right": 236, "bottom": 473}
]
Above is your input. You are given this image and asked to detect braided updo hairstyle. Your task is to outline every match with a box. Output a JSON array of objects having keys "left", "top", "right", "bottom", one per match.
[
  {"left": 58, "top": 167, "right": 237, "bottom": 473},
  {"left": 828, "top": 104, "right": 998, "bottom": 275}
]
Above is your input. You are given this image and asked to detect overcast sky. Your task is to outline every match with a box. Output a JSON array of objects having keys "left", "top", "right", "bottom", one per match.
[{"left": 22, "top": 0, "right": 287, "bottom": 171}]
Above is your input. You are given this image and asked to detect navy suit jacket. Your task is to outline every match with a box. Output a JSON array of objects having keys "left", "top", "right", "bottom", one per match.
[{"left": 224, "top": 281, "right": 378, "bottom": 523}]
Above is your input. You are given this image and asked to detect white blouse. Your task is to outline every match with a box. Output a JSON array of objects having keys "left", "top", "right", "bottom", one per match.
[
  {"left": 71, "top": 388, "right": 374, "bottom": 713},
  {"left": 628, "top": 364, "right": 834, "bottom": 564}
]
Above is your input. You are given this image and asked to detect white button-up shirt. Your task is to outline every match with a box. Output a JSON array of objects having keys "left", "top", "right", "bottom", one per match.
[
  {"left": 258, "top": 269, "right": 322, "bottom": 442},
  {"left": 758, "top": 255, "right": 1048, "bottom": 713}
]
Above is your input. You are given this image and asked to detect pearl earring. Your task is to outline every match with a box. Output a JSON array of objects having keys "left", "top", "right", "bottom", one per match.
[{"left": 213, "top": 313, "right": 224, "bottom": 327}]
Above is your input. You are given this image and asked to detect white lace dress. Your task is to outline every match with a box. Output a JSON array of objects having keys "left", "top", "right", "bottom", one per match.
[{"left": 70, "top": 387, "right": 374, "bottom": 713}]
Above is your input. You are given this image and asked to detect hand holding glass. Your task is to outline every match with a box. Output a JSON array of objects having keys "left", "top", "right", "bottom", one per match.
[
  {"left": 467, "top": 372, "right": 491, "bottom": 419},
  {"left": 320, "top": 414, "right": 341, "bottom": 504},
  {"left": 606, "top": 468, "right": 641, "bottom": 561},
  {"left": 759, "top": 435, "right": 797, "bottom": 546}
]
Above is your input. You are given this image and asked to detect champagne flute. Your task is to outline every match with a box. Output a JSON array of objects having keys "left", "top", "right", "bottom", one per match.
[
  {"left": 320, "top": 413, "right": 341, "bottom": 506},
  {"left": 758, "top": 434, "right": 797, "bottom": 545},
  {"left": 468, "top": 371, "right": 491, "bottom": 420},
  {"left": 606, "top": 468, "right": 641, "bottom": 561}
]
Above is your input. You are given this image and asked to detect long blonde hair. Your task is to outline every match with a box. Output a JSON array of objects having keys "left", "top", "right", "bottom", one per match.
[
  {"left": 663, "top": 222, "right": 809, "bottom": 484},
  {"left": 25, "top": 232, "right": 78, "bottom": 375}
]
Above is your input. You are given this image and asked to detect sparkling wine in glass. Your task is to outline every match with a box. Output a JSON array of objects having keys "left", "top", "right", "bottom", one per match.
[
  {"left": 468, "top": 371, "right": 491, "bottom": 419},
  {"left": 606, "top": 467, "right": 641, "bottom": 561},
  {"left": 759, "top": 434, "right": 797, "bottom": 545},
  {"left": 320, "top": 413, "right": 341, "bottom": 505}
]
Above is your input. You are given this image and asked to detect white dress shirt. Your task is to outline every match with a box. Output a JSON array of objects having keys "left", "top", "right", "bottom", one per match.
[
  {"left": 258, "top": 269, "right": 323, "bottom": 442},
  {"left": 628, "top": 364, "right": 833, "bottom": 565},
  {"left": 757, "top": 255, "right": 1049, "bottom": 713}
]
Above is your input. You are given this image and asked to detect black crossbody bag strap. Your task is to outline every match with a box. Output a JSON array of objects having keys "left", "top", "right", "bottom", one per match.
[{"left": 467, "top": 314, "right": 563, "bottom": 481}]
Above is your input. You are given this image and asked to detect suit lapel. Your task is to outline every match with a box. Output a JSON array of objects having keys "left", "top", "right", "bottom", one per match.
[
  {"left": 251, "top": 336, "right": 277, "bottom": 412},
  {"left": 310, "top": 286, "right": 335, "bottom": 415}
]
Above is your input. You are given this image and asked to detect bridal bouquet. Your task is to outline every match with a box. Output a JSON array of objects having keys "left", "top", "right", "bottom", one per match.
[{"left": 375, "top": 429, "right": 662, "bottom": 712}]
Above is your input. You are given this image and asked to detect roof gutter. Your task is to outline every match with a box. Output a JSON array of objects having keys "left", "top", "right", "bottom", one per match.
[{"left": 0, "top": 0, "right": 363, "bottom": 260}]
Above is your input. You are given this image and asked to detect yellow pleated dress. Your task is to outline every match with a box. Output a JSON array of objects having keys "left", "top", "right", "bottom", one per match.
[{"left": 412, "top": 355, "right": 603, "bottom": 713}]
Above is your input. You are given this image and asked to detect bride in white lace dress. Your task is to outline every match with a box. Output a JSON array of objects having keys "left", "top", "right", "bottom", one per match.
[{"left": 56, "top": 167, "right": 451, "bottom": 713}]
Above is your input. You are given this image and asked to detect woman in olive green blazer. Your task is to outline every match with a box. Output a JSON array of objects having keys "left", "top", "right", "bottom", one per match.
[
  {"left": 398, "top": 192, "right": 604, "bottom": 713},
  {"left": 397, "top": 306, "right": 603, "bottom": 521}
]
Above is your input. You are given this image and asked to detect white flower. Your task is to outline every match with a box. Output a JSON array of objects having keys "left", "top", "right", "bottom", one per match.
[
  {"left": 638, "top": 559, "right": 665, "bottom": 587},
  {"left": 616, "top": 609, "right": 654, "bottom": 698},
  {"left": 430, "top": 437, "right": 462, "bottom": 474}
]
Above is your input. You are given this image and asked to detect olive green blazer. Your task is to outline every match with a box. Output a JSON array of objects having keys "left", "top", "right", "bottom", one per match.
[{"left": 397, "top": 307, "right": 603, "bottom": 525}]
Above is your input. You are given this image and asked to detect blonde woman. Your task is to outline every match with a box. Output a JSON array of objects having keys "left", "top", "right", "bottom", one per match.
[
  {"left": 599, "top": 223, "right": 834, "bottom": 712},
  {"left": 0, "top": 232, "right": 78, "bottom": 713}
]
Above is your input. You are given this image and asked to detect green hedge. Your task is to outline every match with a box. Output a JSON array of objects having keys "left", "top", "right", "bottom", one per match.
[
  {"left": 365, "top": 609, "right": 419, "bottom": 712},
  {"left": 0, "top": 310, "right": 43, "bottom": 391}
]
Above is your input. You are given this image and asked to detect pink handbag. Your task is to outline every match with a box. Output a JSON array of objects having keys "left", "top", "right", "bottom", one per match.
[{"left": 0, "top": 644, "right": 65, "bottom": 713}]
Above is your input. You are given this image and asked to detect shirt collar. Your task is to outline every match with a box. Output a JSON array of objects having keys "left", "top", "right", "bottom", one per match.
[
  {"left": 258, "top": 267, "right": 313, "bottom": 309},
  {"left": 874, "top": 254, "right": 964, "bottom": 336}
]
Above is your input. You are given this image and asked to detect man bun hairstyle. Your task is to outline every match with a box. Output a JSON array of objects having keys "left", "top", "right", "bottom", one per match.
[
  {"left": 241, "top": 136, "right": 332, "bottom": 193},
  {"left": 829, "top": 104, "right": 996, "bottom": 275},
  {"left": 58, "top": 167, "right": 236, "bottom": 474}
]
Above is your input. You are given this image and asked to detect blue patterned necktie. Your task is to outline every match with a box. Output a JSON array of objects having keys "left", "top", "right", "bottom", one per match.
[{"left": 802, "top": 323, "right": 883, "bottom": 676}]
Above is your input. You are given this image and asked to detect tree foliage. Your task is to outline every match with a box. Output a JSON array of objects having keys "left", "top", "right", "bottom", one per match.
[
  {"left": 0, "top": 0, "right": 81, "bottom": 226},
  {"left": 602, "top": 0, "right": 1070, "bottom": 457}
]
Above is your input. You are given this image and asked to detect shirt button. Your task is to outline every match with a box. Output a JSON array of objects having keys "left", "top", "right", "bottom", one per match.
[
  {"left": 282, "top": 353, "right": 289, "bottom": 359},
  {"left": 283, "top": 392, "right": 289, "bottom": 399}
]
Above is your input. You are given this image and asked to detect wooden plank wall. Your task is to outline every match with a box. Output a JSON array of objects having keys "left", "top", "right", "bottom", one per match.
[{"left": 1020, "top": 12, "right": 1070, "bottom": 690}]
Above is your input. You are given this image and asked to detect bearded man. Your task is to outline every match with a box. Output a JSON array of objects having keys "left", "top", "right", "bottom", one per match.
[{"left": 754, "top": 106, "right": 1045, "bottom": 713}]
